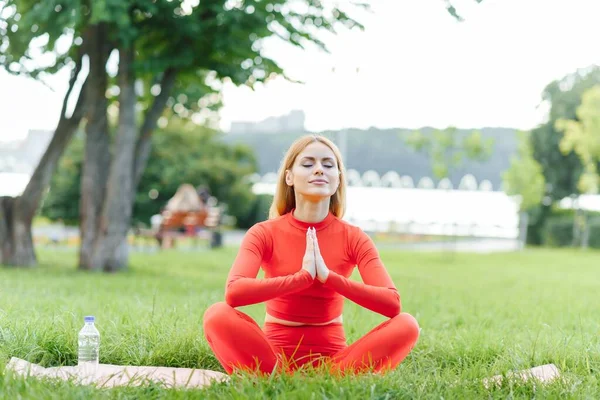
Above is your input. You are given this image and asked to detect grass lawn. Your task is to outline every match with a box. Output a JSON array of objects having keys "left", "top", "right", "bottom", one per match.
[{"left": 1, "top": 246, "right": 599, "bottom": 399}]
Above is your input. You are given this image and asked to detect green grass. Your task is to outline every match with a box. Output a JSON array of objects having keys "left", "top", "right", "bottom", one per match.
[{"left": 1, "top": 246, "right": 600, "bottom": 399}]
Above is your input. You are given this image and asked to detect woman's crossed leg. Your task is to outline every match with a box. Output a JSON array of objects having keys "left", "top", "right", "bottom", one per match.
[{"left": 203, "top": 302, "right": 419, "bottom": 375}]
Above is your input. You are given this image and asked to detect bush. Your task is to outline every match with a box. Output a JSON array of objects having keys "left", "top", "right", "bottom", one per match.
[
  {"left": 235, "top": 194, "right": 273, "bottom": 229},
  {"left": 586, "top": 217, "right": 600, "bottom": 249},
  {"left": 541, "top": 209, "right": 600, "bottom": 248},
  {"left": 542, "top": 215, "right": 574, "bottom": 247},
  {"left": 524, "top": 204, "right": 551, "bottom": 245}
]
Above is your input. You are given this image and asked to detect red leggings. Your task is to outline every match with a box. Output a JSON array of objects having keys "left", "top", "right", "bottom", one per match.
[{"left": 203, "top": 302, "right": 420, "bottom": 375}]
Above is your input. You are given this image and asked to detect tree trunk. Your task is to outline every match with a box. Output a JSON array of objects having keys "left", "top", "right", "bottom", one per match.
[
  {"left": 0, "top": 54, "right": 87, "bottom": 267},
  {"left": 80, "top": 53, "right": 177, "bottom": 272},
  {"left": 0, "top": 198, "right": 9, "bottom": 259},
  {"left": 0, "top": 197, "right": 35, "bottom": 266},
  {"left": 581, "top": 210, "right": 589, "bottom": 249},
  {"left": 79, "top": 24, "right": 111, "bottom": 270},
  {"left": 572, "top": 197, "right": 581, "bottom": 247},
  {"left": 518, "top": 211, "right": 529, "bottom": 251},
  {"left": 92, "top": 46, "right": 138, "bottom": 272}
]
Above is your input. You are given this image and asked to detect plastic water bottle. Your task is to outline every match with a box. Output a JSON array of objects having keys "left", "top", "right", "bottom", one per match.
[{"left": 78, "top": 316, "right": 100, "bottom": 379}]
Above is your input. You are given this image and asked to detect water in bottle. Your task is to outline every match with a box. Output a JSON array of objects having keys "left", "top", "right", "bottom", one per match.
[{"left": 78, "top": 315, "right": 100, "bottom": 380}]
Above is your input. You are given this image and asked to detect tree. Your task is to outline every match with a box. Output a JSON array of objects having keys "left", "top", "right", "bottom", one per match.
[
  {"left": 39, "top": 131, "right": 85, "bottom": 226},
  {"left": 502, "top": 130, "right": 546, "bottom": 248},
  {"left": 441, "top": 2, "right": 598, "bottom": 201},
  {"left": 0, "top": 0, "right": 366, "bottom": 270},
  {"left": 502, "top": 130, "right": 546, "bottom": 212},
  {"left": 529, "top": 68, "right": 600, "bottom": 203},
  {"left": 404, "top": 126, "right": 494, "bottom": 255},
  {"left": 41, "top": 123, "right": 259, "bottom": 229},
  {"left": 556, "top": 85, "right": 600, "bottom": 195},
  {"left": 0, "top": 0, "right": 87, "bottom": 265},
  {"left": 135, "top": 123, "right": 258, "bottom": 228},
  {"left": 555, "top": 85, "right": 600, "bottom": 248},
  {"left": 404, "top": 127, "right": 494, "bottom": 185},
  {"left": 433, "top": 2, "right": 598, "bottom": 246},
  {"left": 521, "top": 68, "right": 600, "bottom": 245}
]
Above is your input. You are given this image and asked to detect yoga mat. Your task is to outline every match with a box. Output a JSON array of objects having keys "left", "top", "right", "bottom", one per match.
[{"left": 5, "top": 357, "right": 230, "bottom": 389}]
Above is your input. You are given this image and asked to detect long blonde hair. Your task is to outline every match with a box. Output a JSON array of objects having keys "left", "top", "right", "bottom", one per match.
[{"left": 268, "top": 134, "right": 347, "bottom": 219}]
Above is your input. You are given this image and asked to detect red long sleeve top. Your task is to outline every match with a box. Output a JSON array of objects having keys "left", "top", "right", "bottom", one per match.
[{"left": 224, "top": 210, "right": 401, "bottom": 323}]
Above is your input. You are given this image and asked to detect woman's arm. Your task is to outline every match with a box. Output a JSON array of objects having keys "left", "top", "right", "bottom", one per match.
[
  {"left": 321, "top": 228, "right": 401, "bottom": 318},
  {"left": 225, "top": 225, "right": 313, "bottom": 308}
]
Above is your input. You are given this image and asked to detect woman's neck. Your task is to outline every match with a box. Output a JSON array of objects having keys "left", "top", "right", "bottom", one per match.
[{"left": 292, "top": 198, "right": 330, "bottom": 223}]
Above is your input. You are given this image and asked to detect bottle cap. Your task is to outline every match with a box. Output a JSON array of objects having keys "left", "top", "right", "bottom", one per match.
[{"left": 84, "top": 316, "right": 95, "bottom": 323}]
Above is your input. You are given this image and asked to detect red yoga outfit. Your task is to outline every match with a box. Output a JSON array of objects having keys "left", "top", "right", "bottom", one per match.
[{"left": 203, "top": 210, "right": 419, "bottom": 375}]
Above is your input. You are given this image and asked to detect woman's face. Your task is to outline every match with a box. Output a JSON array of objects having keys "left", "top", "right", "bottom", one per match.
[{"left": 285, "top": 141, "right": 340, "bottom": 200}]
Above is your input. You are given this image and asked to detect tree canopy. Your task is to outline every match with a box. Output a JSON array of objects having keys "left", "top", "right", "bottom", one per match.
[
  {"left": 502, "top": 130, "right": 546, "bottom": 212},
  {"left": 404, "top": 127, "right": 494, "bottom": 183},
  {"left": 530, "top": 66, "right": 600, "bottom": 202},
  {"left": 41, "top": 123, "right": 259, "bottom": 228},
  {"left": 556, "top": 85, "right": 600, "bottom": 194},
  {"left": 0, "top": 0, "right": 367, "bottom": 269}
]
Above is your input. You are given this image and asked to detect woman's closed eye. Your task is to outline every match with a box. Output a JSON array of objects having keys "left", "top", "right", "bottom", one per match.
[{"left": 302, "top": 163, "right": 334, "bottom": 168}]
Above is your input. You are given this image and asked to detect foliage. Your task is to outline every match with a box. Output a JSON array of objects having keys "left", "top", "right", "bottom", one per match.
[
  {"left": 556, "top": 85, "right": 600, "bottom": 194},
  {"left": 539, "top": 207, "right": 600, "bottom": 249},
  {"left": 404, "top": 127, "right": 494, "bottom": 182},
  {"left": 502, "top": 130, "right": 546, "bottom": 211},
  {"left": 1, "top": 0, "right": 368, "bottom": 270},
  {"left": 234, "top": 193, "right": 273, "bottom": 229},
  {"left": 40, "top": 123, "right": 259, "bottom": 228},
  {"left": 135, "top": 122, "right": 258, "bottom": 227},
  {"left": 510, "top": 67, "right": 600, "bottom": 245},
  {"left": 588, "top": 218, "right": 600, "bottom": 248},
  {"left": 542, "top": 215, "right": 574, "bottom": 248},
  {"left": 442, "top": 3, "right": 600, "bottom": 216},
  {"left": 529, "top": 67, "right": 600, "bottom": 202},
  {"left": 1, "top": 0, "right": 367, "bottom": 107},
  {"left": 39, "top": 131, "right": 84, "bottom": 225}
]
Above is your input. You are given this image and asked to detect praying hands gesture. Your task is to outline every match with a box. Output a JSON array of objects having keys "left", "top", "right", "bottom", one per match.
[
  {"left": 302, "top": 228, "right": 317, "bottom": 279},
  {"left": 302, "top": 227, "right": 330, "bottom": 283}
]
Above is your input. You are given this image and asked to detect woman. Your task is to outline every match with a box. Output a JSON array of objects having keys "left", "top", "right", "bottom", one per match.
[{"left": 203, "top": 134, "right": 419, "bottom": 376}]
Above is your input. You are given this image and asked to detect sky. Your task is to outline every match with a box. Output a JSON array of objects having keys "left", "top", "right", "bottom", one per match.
[{"left": 1, "top": 0, "right": 600, "bottom": 143}]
